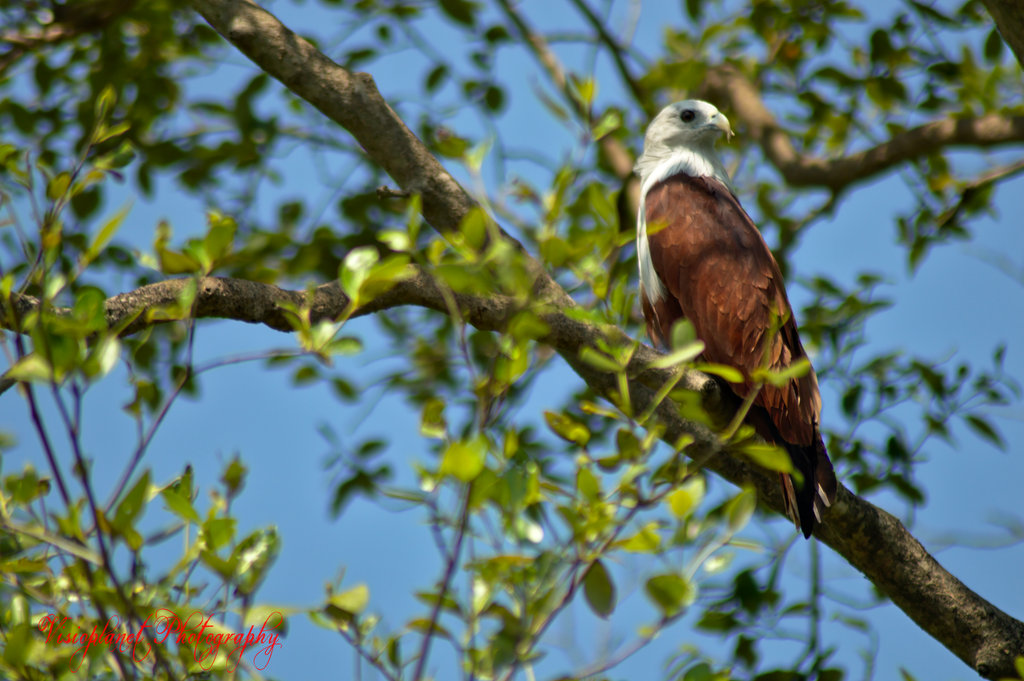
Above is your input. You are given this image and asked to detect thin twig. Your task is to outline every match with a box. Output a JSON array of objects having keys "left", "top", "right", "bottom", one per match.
[
  {"left": 412, "top": 483, "right": 474, "bottom": 681},
  {"left": 935, "top": 159, "right": 1024, "bottom": 231},
  {"left": 495, "top": 0, "right": 637, "bottom": 181},
  {"left": 338, "top": 626, "right": 402, "bottom": 681}
]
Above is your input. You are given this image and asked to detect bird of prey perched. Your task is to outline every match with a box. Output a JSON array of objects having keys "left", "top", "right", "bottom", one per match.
[{"left": 635, "top": 100, "right": 837, "bottom": 538}]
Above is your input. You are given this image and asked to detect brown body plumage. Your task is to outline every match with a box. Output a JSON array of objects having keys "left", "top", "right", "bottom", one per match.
[{"left": 636, "top": 101, "right": 837, "bottom": 537}]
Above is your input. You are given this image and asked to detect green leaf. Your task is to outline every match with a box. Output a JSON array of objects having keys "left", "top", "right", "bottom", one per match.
[
  {"left": 203, "top": 212, "right": 237, "bottom": 265},
  {"left": 340, "top": 246, "right": 379, "bottom": 301},
  {"left": 231, "top": 527, "right": 281, "bottom": 594},
  {"left": 983, "top": 28, "right": 1004, "bottom": 63},
  {"left": 694, "top": 362, "right": 744, "bottom": 384},
  {"left": 964, "top": 414, "right": 1005, "bottom": 449},
  {"left": 576, "top": 466, "right": 600, "bottom": 501},
  {"left": 508, "top": 310, "right": 549, "bottom": 343},
  {"left": 544, "top": 411, "right": 590, "bottom": 447},
  {"left": 387, "top": 636, "right": 401, "bottom": 668},
  {"left": 583, "top": 560, "right": 616, "bottom": 618},
  {"left": 434, "top": 129, "right": 471, "bottom": 158},
  {"left": 6, "top": 466, "right": 48, "bottom": 504},
  {"left": 94, "top": 84, "right": 117, "bottom": 121},
  {"left": 484, "top": 85, "right": 504, "bottom": 112},
  {"left": 740, "top": 443, "right": 793, "bottom": 473},
  {"left": 379, "top": 229, "right": 410, "bottom": 252},
  {"left": 161, "top": 487, "right": 200, "bottom": 523},
  {"left": 202, "top": 517, "right": 236, "bottom": 550},
  {"left": 84, "top": 199, "right": 130, "bottom": 262},
  {"left": 696, "top": 610, "right": 740, "bottom": 632},
  {"left": 579, "top": 347, "right": 622, "bottom": 373},
  {"left": 101, "top": 140, "right": 135, "bottom": 168},
  {"left": 158, "top": 249, "right": 201, "bottom": 275},
  {"left": 244, "top": 606, "right": 291, "bottom": 635},
  {"left": 725, "top": 488, "right": 756, "bottom": 534},
  {"left": 645, "top": 573, "right": 693, "bottom": 616},
  {"left": 85, "top": 336, "right": 121, "bottom": 379},
  {"left": 6, "top": 354, "right": 54, "bottom": 383},
  {"left": 326, "top": 583, "right": 370, "bottom": 624},
  {"left": 912, "top": 360, "right": 945, "bottom": 395},
  {"left": 615, "top": 428, "right": 642, "bottom": 461},
  {"left": 841, "top": 384, "right": 862, "bottom": 417},
  {"left": 8, "top": 520, "right": 100, "bottom": 564},
  {"left": 670, "top": 319, "right": 698, "bottom": 348},
  {"left": 408, "top": 617, "right": 451, "bottom": 637},
  {"left": 46, "top": 172, "right": 71, "bottom": 201},
  {"left": 616, "top": 523, "right": 661, "bottom": 553},
  {"left": 458, "top": 206, "right": 489, "bottom": 252},
  {"left": 201, "top": 548, "right": 236, "bottom": 579},
  {"left": 114, "top": 471, "right": 151, "bottom": 530},
  {"left": 218, "top": 456, "right": 246, "bottom": 499},
  {"left": 440, "top": 436, "right": 487, "bottom": 482},
  {"left": 420, "top": 397, "right": 447, "bottom": 439},
  {"left": 327, "top": 336, "right": 363, "bottom": 356},
  {"left": 572, "top": 76, "right": 596, "bottom": 107},
  {"left": 438, "top": 0, "right": 477, "bottom": 27},
  {"left": 591, "top": 109, "right": 621, "bottom": 140},
  {"left": 95, "top": 120, "right": 130, "bottom": 143},
  {"left": 361, "top": 254, "right": 413, "bottom": 300},
  {"left": 667, "top": 477, "right": 705, "bottom": 519},
  {"left": 2, "top": 622, "right": 32, "bottom": 667},
  {"left": 753, "top": 357, "right": 811, "bottom": 387},
  {"left": 426, "top": 65, "right": 449, "bottom": 93},
  {"left": 648, "top": 341, "right": 705, "bottom": 369}
]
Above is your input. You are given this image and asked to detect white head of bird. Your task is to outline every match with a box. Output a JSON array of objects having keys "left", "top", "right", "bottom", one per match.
[{"left": 634, "top": 100, "right": 735, "bottom": 195}]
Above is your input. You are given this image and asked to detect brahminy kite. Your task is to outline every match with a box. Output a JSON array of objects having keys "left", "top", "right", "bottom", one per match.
[{"left": 635, "top": 100, "right": 837, "bottom": 538}]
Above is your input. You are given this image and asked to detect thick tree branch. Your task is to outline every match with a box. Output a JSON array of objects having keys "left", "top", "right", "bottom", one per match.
[
  {"left": 6, "top": 265, "right": 1024, "bottom": 677},
  {"left": 982, "top": 0, "right": 1024, "bottom": 69},
  {"left": 700, "top": 65, "right": 1024, "bottom": 193}
]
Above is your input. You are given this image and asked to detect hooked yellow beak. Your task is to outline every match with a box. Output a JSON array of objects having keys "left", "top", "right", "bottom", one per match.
[{"left": 712, "top": 112, "right": 734, "bottom": 140}]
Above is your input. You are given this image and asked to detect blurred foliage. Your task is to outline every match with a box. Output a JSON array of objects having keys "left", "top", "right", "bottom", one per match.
[{"left": 1, "top": 0, "right": 1022, "bottom": 680}]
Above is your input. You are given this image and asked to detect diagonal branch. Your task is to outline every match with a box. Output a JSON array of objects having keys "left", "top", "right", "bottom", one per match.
[
  {"left": 981, "top": 0, "right": 1024, "bottom": 69},
  {"left": 700, "top": 65, "right": 1024, "bottom": 193}
]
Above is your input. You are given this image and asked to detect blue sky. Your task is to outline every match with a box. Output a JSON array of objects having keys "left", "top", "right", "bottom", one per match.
[{"left": 4, "top": 1, "right": 1023, "bottom": 679}]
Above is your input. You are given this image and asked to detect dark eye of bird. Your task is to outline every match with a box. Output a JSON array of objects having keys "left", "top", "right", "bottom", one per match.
[{"left": 680, "top": 109, "right": 696, "bottom": 123}]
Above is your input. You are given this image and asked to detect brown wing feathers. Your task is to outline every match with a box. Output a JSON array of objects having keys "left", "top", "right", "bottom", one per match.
[{"left": 643, "top": 173, "right": 837, "bottom": 537}]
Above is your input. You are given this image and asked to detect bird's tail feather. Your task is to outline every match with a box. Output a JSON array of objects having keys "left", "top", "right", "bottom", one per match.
[{"left": 781, "top": 437, "right": 837, "bottom": 538}]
